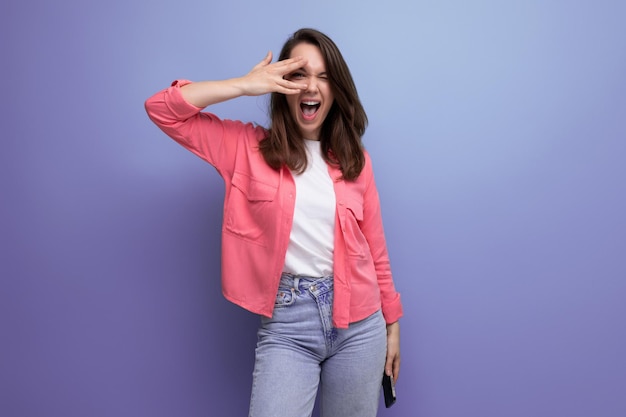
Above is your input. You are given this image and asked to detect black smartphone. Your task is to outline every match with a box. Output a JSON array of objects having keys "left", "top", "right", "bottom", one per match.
[{"left": 382, "top": 373, "right": 396, "bottom": 408}]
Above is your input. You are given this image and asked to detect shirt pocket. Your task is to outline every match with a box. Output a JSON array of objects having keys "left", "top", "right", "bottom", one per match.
[
  {"left": 343, "top": 197, "right": 369, "bottom": 259},
  {"left": 224, "top": 171, "right": 278, "bottom": 246}
]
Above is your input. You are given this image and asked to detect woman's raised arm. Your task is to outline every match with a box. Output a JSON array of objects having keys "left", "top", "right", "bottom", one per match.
[{"left": 180, "top": 52, "right": 309, "bottom": 108}]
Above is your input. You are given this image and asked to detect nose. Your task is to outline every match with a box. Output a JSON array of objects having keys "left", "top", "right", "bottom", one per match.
[{"left": 305, "top": 75, "right": 318, "bottom": 93}]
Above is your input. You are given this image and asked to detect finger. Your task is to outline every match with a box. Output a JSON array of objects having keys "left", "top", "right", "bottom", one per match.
[
  {"left": 276, "top": 86, "right": 308, "bottom": 95},
  {"left": 279, "top": 78, "right": 308, "bottom": 90},
  {"left": 392, "top": 356, "right": 400, "bottom": 383},
  {"left": 385, "top": 354, "right": 394, "bottom": 377},
  {"left": 275, "top": 56, "right": 308, "bottom": 72},
  {"left": 251, "top": 51, "right": 273, "bottom": 70},
  {"left": 278, "top": 55, "right": 305, "bottom": 65}
]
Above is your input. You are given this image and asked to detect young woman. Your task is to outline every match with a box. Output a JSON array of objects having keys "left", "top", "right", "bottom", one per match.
[{"left": 145, "top": 28, "right": 402, "bottom": 417}]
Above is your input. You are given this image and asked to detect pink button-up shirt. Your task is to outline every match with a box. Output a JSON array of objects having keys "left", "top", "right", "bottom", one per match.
[{"left": 145, "top": 80, "right": 402, "bottom": 328}]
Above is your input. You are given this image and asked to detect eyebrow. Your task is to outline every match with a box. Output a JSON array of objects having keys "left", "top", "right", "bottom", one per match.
[{"left": 295, "top": 68, "right": 328, "bottom": 77}]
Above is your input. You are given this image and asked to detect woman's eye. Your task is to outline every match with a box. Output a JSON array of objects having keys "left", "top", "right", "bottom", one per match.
[{"left": 290, "top": 73, "right": 305, "bottom": 79}]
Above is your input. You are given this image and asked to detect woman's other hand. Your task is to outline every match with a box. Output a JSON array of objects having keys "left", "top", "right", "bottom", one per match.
[{"left": 385, "top": 321, "right": 400, "bottom": 383}]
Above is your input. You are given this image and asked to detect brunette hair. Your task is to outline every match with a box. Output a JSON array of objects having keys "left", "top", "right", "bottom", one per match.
[{"left": 259, "top": 28, "right": 367, "bottom": 181}]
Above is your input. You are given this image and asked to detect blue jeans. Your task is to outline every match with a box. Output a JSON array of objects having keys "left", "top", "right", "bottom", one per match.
[{"left": 248, "top": 274, "right": 387, "bottom": 417}]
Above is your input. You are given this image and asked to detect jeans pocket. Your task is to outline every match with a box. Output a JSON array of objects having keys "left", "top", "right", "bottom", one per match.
[{"left": 274, "top": 287, "right": 297, "bottom": 308}]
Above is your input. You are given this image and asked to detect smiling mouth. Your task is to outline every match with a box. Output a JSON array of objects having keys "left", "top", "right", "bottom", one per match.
[{"left": 300, "top": 101, "right": 321, "bottom": 120}]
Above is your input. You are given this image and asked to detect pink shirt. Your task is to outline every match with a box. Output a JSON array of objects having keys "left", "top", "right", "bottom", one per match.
[{"left": 145, "top": 80, "right": 403, "bottom": 328}]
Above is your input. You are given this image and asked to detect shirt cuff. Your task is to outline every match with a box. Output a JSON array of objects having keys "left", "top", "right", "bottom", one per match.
[
  {"left": 382, "top": 293, "right": 403, "bottom": 324},
  {"left": 164, "top": 79, "right": 204, "bottom": 119}
]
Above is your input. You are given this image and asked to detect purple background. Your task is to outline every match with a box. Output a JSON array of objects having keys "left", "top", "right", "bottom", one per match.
[{"left": 2, "top": 1, "right": 625, "bottom": 416}]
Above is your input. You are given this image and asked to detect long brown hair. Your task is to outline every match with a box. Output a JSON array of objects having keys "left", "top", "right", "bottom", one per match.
[{"left": 259, "top": 28, "right": 367, "bottom": 181}]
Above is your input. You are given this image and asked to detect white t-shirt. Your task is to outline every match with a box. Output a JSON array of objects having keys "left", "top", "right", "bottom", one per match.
[{"left": 282, "top": 139, "right": 336, "bottom": 277}]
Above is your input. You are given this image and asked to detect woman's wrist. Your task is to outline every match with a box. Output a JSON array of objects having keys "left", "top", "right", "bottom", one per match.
[{"left": 386, "top": 321, "right": 400, "bottom": 335}]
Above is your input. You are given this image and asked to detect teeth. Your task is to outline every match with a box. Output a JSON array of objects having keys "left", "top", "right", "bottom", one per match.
[{"left": 302, "top": 101, "right": 320, "bottom": 106}]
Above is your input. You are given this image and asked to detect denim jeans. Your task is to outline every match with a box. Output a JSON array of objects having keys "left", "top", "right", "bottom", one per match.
[{"left": 248, "top": 274, "right": 387, "bottom": 417}]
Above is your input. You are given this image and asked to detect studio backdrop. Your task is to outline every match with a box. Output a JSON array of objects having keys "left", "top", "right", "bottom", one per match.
[{"left": 2, "top": 1, "right": 625, "bottom": 416}]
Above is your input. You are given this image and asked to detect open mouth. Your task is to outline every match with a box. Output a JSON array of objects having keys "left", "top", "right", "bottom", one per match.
[{"left": 300, "top": 101, "right": 321, "bottom": 120}]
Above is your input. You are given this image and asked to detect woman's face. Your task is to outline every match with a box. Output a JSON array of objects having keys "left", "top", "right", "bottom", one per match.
[{"left": 284, "top": 43, "right": 334, "bottom": 141}]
